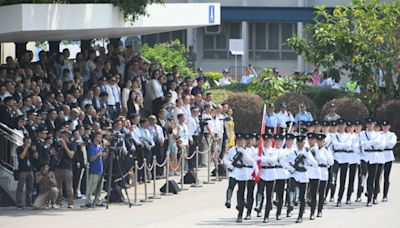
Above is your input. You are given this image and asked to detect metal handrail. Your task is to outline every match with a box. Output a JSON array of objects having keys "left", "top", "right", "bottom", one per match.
[{"left": 0, "top": 122, "right": 23, "bottom": 146}]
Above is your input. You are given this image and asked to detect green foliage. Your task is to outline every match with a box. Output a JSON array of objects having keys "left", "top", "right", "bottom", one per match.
[
  {"left": 247, "top": 68, "right": 308, "bottom": 104},
  {"left": 208, "top": 89, "right": 231, "bottom": 105},
  {"left": 320, "top": 97, "right": 369, "bottom": 121},
  {"left": 141, "top": 40, "right": 194, "bottom": 76},
  {"left": 376, "top": 100, "right": 400, "bottom": 159},
  {"left": 287, "top": 0, "right": 400, "bottom": 100},
  {"left": 303, "top": 86, "right": 350, "bottom": 110},
  {"left": 0, "top": 0, "right": 164, "bottom": 23},
  {"left": 204, "top": 71, "right": 223, "bottom": 81}
]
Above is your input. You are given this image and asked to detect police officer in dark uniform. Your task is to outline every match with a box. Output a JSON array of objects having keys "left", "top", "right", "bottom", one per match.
[
  {"left": 0, "top": 96, "right": 16, "bottom": 129},
  {"left": 26, "top": 110, "right": 38, "bottom": 140}
]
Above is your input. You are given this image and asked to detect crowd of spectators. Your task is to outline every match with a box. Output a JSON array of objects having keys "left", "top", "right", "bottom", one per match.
[{"left": 0, "top": 44, "right": 236, "bottom": 209}]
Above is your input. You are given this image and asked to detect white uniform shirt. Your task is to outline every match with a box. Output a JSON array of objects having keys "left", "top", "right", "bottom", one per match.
[
  {"left": 348, "top": 133, "right": 361, "bottom": 164},
  {"left": 224, "top": 146, "right": 258, "bottom": 181},
  {"left": 307, "top": 145, "right": 320, "bottom": 180},
  {"left": 274, "top": 147, "right": 290, "bottom": 180},
  {"left": 246, "top": 146, "right": 258, "bottom": 180},
  {"left": 331, "top": 132, "right": 351, "bottom": 164},
  {"left": 281, "top": 148, "right": 318, "bottom": 183},
  {"left": 256, "top": 147, "right": 277, "bottom": 181},
  {"left": 315, "top": 145, "right": 334, "bottom": 181},
  {"left": 359, "top": 130, "right": 384, "bottom": 164},
  {"left": 276, "top": 111, "right": 294, "bottom": 129},
  {"left": 381, "top": 131, "right": 397, "bottom": 163}
]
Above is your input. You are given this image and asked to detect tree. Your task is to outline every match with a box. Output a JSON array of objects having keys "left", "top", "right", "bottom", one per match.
[
  {"left": 141, "top": 40, "right": 194, "bottom": 76},
  {"left": 287, "top": 0, "right": 400, "bottom": 110},
  {"left": 0, "top": 0, "right": 164, "bottom": 22}
]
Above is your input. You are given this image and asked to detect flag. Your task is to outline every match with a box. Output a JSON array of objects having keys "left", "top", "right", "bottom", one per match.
[{"left": 253, "top": 104, "right": 266, "bottom": 182}]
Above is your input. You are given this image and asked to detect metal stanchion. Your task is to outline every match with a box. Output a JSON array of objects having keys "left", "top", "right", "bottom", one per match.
[
  {"left": 203, "top": 147, "right": 215, "bottom": 184},
  {"left": 180, "top": 148, "right": 189, "bottom": 190},
  {"left": 161, "top": 153, "right": 173, "bottom": 196},
  {"left": 132, "top": 161, "right": 142, "bottom": 206},
  {"left": 191, "top": 146, "right": 202, "bottom": 188},
  {"left": 141, "top": 158, "right": 153, "bottom": 202},
  {"left": 149, "top": 156, "right": 161, "bottom": 199}
]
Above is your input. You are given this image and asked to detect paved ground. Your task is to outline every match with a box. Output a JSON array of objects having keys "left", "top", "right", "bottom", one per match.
[{"left": 1, "top": 164, "right": 399, "bottom": 228}]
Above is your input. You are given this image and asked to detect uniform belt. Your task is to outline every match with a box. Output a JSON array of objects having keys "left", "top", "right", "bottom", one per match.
[
  {"left": 261, "top": 166, "right": 275, "bottom": 169},
  {"left": 244, "top": 165, "right": 253, "bottom": 168},
  {"left": 274, "top": 165, "right": 283, "bottom": 169},
  {"left": 334, "top": 150, "right": 348, "bottom": 153},
  {"left": 383, "top": 148, "right": 394, "bottom": 151},
  {"left": 364, "top": 149, "right": 382, "bottom": 152},
  {"left": 318, "top": 164, "right": 327, "bottom": 168}
]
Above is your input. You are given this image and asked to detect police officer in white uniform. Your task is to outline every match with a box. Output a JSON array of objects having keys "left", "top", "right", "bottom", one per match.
[
  {"left": 315, "top": 134, "right": 334, "bottom": 218},
  {"left": 306, "top": 133, "right": 320, "bottom": 220},
  {"left": 282, "top": 135, "right": 318, "bottom": 223},
  {"left": 244, "top": 133, "right": 258, "bottom": 220},
  {"left": 359, "top": 118, "right": 383, "bottom": 207},
  {"left": 272, "top": 134, "right": 289, "bottom": 221},
  {"left": 254, "top": 133, "right": 277, "bottom": 223},
  {"left": 330, "top": 119, "right": 351, "bottom": 206},
  {"left": 346, "top": 120, "right": 360, "bottom": 204},
  {"left": 380, "top": 120, "right": 397, "bottom": 202},
  {"left": 223, "top": 133, "right": 258, "bottom": 222}
]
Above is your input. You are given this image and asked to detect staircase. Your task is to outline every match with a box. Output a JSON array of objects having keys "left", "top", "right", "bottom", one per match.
[{"left": 0, "top": 122, "right": 23, "bottom": 207}]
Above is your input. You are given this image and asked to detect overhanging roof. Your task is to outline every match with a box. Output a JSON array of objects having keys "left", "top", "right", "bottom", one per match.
[
  {"left": 0, "top": 3, "right": 221, "bottom": 42},
  {"left": 221, "top": 6, "right": 334, "bottom": 22}
]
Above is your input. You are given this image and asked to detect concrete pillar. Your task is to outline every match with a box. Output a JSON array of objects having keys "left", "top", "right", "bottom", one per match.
[
  {"left": 80, "top": 39, "right": 92, "bottom": 53},
  {"left": 297, "top": 0, "right": 305, "bottom": 73},
  {"left": 241, "top": 21, "right": 249, "bottom": 67},
  {"left": 15, "top": 42, "right": 27, "bottom": 59},
  {"left": 48, "top": 40, "right": 60, "bottom": 53}
]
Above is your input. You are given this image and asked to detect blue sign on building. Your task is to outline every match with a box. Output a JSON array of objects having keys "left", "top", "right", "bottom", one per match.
[{"left": 209, "top": 5, "right": 215, "bottom": 23}]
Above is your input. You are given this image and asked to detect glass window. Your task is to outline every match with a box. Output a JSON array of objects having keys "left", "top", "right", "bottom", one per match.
[
  {"left": 206, "top": 25, "right": 220, "bottom": 33},
  {"left": 159, "top": 32, "right": 170, "bottom": 43},
  {"left": 268, "top": 23, "right": 280, "bottom": 50},
  {"left": 248, "top": 23, "right": 253, "bottom": 50},
  {"left": 255, "top": 51, "right": 280, "bottom": 60},
  {"left": 204, "top": 35, "right": 214, "bottom": 49},
  {"left": 282, "top": 52, "right": 298, "bottom": 60},
  {"left": 229, "top": 22, "right": 241, "bottom": 39},
  {"left": 255, "top": 23, "right": 266, "bottom": 50},
  {"left": 282, "top": 23, "right": 294, "bottom": 50},
  {"left": 144, "top": 34, "right": 157, "bottom": 47},
  {"left": 172, "top": 30, "right": 184, "bottom": 43},
  {"left": 216, "top": 35, "right": 227, "bottom": 49}
]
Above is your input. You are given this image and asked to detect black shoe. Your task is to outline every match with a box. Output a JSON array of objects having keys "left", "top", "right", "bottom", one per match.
[
  {"left": 336, "top": 202, "right": 342, "bottom": 207},
  {"left": 236, "top": 216, "right": 243, "bottom": 223},
  {"left": 95, "top": 203, "right": 106, "bottom": 207},
  {"left": 382, "top": 197, "right": 388, "bottom": 202},
  {"left": 296, "top": 218, "right": 303, "bottom": 223},
  {"left": 355, "top": 197, "right": 361, "bottom": 202},
  {"left": 346, "top": 199, "right": 351, "bottom": 204},
  {"left": 373, "top": 199, "right": 378, "bottom": 205},
  {"left": 244, "top": 214, "right": 251, "bottom": 220},
  {"left": 257, "top": 212, "right": 262, "bottom": 218},
  {"left": 293, "top": 201, "right": 299, "bottom": 206},
  {"left": 287, "top": 211, "right": 292, "bottom": 217},
  {"left": 276, "top": 215, "right": 281, "bottom": 220},
  {"left": 317, "top": 212, "right": 322, "bottom": 217},
  {"left": 254, "top": 207, "right": 260, "bottom": 213},
  {"left": 263, "top": 217, "right": 269, "bottom": 223},
  {"left": 225, "top": 202, "right": 231, "bottom": 209},
  {"left": 81, "top": 204, "right": 93, "bottom": 208},
  {"left": 273, "top": 200, "right": 278, "bottom": 206},
  {"left": 367, "top": 201, "right": 372, "bottom": 207},
  {"left": 310, "top": 214, "right": 316, "bottom": 220}
]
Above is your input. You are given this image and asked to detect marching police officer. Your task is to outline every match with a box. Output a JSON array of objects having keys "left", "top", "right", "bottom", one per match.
[
  {"left": 346, "top": 120, "right": 359, "bottom": 204},
  {"left": 254, "top": 133, "right": 276, "bottom": 223},
  {"left": 306, "top": 133, "right": 320, "bottom": 220},
  {"left": 282, "top": 135, "right": 318, "bottom": 223},
  {"left": 244, "top": 133, "right": 258, "bottom": 220},
  {"left": 380, "top": 120, "right": 397, "bottom": 202},
  {"left": 223, "top": 133, "right": 258, "bottom": 223}
]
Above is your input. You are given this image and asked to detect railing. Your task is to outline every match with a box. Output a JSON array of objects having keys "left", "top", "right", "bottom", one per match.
[{"left": 0, "top": 122, "right": 23, "bottom": 170}]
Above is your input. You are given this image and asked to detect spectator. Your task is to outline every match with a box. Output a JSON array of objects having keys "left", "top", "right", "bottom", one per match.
[
  {"left": 33, "top": 163, "right": 59, "bottom": 209},
  {"left": 16, "top": 137, "right": 37, "bottom": 208},
  {"left": 85, "top": 132, "right": 106, "bottom": 207},
  {"left": 147, "top": 70, "right": 164, "bottom": 115},
  {"left": 121, "top": 80, "right": 132, "bottom": 115},
  {"left": 219, "top": 69, "right": 232, "bottom": 86},
  {"left": 148, "top": 115, "right": 165, "bottom": 178}
]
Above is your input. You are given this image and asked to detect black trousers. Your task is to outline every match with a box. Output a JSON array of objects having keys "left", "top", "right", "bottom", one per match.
[
  {"left": 188, "top": 135, "right": 199, "bottom": 171},
  {"left": 366, "top": 163, "right": 378, "bottom": 202},
  {"left": 257, "top": 180, "right": 275, "bottom": 218},
  {"left": 275, "top": 179, "right": 286, "bottom": 216},
  {"left": 297, "top": 182, "right": 307, "bottom": 219},
  {"left": 318, "top": 180, "right": 328, "bottom": 213},
  {"left": 346, "top": 164, "right": 357, "bottom": 200},
  {"left": 309, "top": 179, "right": 319, "bottom": 215},
  {"left": 236, "top": 181, "right": 247, "bottom": 217},
  {"left": 152, "top": 142, "right": 165, "bottom": 177},
  {"left": 325, "top": 166, "right": 333, "bottom": 198},
  {"left": 72, "top": 166, "right": 83, "bottom": 196},
  {"left": 226, "top": 177, "right": 237, "bottom": 202},
  {"left": 330, "top": 161, "right": 349, "bottom": 201},
  {"left": 246, "top": 180, "right": 256, "bottom": 213},
  {"left": 357, "top": 160, "right": 368, "bottom": 198},
  {"left": 383, "top": 161, "right": 392, "bottom": 198},
  {"left": 373, "top": 163, "right": 384, "bottom": 200}
]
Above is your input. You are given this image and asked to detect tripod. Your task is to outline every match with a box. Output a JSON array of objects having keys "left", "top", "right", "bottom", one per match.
[{"left": 93, "top": 148, "right": 132, "bottom": 209}]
